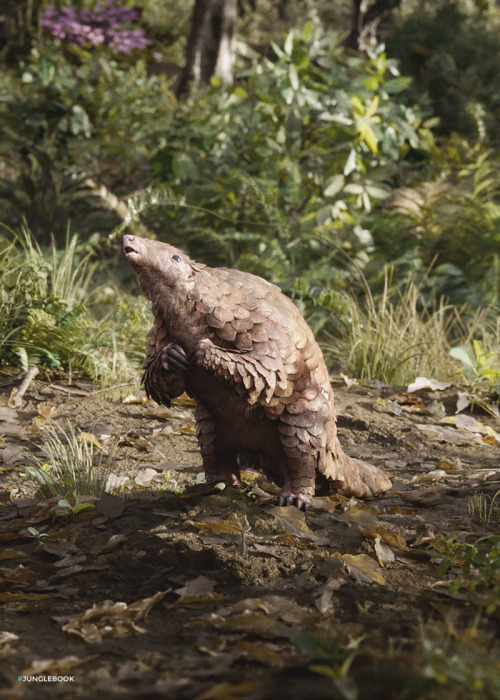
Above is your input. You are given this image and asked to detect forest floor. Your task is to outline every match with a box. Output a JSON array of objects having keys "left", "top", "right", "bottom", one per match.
[{"left": 0, "top": 375, "right": 499, "bottom": 699}]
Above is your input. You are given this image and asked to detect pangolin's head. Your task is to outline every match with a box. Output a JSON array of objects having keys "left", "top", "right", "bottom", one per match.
[{"left": 123, "top": 234, "right": 199, "bottom": 300}]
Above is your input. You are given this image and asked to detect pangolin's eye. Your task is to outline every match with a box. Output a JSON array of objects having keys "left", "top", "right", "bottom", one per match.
[{"left": 172, "top": 255, "right": 182, "bottom": 262}]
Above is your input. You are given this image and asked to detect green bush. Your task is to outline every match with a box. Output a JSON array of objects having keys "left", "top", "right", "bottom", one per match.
[
  {"left": 0, "top": 39, "right": 174, "bottom": 242},
  {"left": 0, "top": 225, "right": 147, "bottom": 382},
  {"left": 150, "top": 18, "right": 433, "bottom": 296},
  {"left": 367, "top": 146, "right": 500, "bottom": 306}
]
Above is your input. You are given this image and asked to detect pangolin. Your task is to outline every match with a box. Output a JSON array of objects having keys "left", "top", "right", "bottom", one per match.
[{"left": 123, "top": 234, "right": 391, "bottom": 510}]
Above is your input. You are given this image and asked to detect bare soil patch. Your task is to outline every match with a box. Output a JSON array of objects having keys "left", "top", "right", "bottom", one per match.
[{"left": 0, "top": 376, "right": 499, "bottom": 699}]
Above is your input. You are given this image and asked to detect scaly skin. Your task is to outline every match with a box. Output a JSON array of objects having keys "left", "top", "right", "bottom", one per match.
[{"left": 124, "top": 234, "right": 392, "bottom": 509}]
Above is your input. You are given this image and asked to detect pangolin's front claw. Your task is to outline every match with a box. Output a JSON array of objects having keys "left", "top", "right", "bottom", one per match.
[{"left": 161, "top": 342, "right": 191, "bottom": 371}]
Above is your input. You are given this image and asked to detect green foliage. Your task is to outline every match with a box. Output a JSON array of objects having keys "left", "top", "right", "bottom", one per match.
[
  {"left": 0, "top": 224, "right": 146, "bottom": 382},
  {"left": 292, "top": 631, "right": 365, "bottom": 700},
  {"left": 450, "top": 340, "right": 500, "bottom": 394},
  {"left": 55, "top": 493, "right": 96, "bottom": 517},
  {"left": 0, "top": 39, "right": 174, "bottom": 241},
  {"left": 431, "top": 535, "right": 500, "bottom": 617},
  {"left": 418, "top": 629, "right": 500, "bottom": 700},
  {"left": 0, "top": 225, "right": 95, "bottom": 372},
  {"left": 150, "top": 18, "right": 431, "bottom": 294},
  {"left": 368, "top": 146, "right": 500, "bottom": 306}
]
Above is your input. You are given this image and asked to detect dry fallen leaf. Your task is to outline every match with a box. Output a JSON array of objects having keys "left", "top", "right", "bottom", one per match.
[
  {"left": 388, "top": 392, "right": 427, "bottom": 413},
  {"left": 374, "top": 536, "right": 395, "bottom": 566},
  {"left": 147, "top": 405, "right": 192, "bottom": 421},
  {"left": 359, "top": 524, "right": 407, "bottom": 550},
  {"left": 0, "top": 631, "right": 20, "bottom": 660},
  {"left": 416, "top": 424, "right": 483, "bottom": 446},
  {"left": 312, "top": 495, "right": 347, "bottom": 512},
  {"left": 234, "top": 640, "right": 284, "bottom": 668},
  {"left": 187, "top": 512, "right": 250, "bottom": 535},
  {"left": 79, "top": 431, "right": 103, "bottom": 449},
  {"left": 20, "top": 655, "right": 97, "bottom": 677},
  {"left": 134, "top": 468, "right": 164, "bottom": 487},
  {"left": 456, "top": 392, "right": 471, "bottom": 413},
  {"left": 314, "top": 576, "right": 346, "bottom": 613},
  {"left": 409, "top": 469, "right": 448, "bottom": 485},
  {"left": 105, "top": 472, "right": 132, "bottom": 492},
  {"left": 190, "top": 611, "right": 291, "bottom": 637},
  {"left": 392, "top": 486, "right": 450, "bottom": 506},
  {"left": 122, "top": 392, "right": 149, "bottom": 404},
  {"left": 0, "top": 563, "right": 37, "bottom": 585},
  {"left": 0, "top": 548, "right": 27, "bottom": 561},
  {"left": 175, "top": 575, "right": 221, "bottom": 604},
  {"left": 37, "top": 404, "right": 56, "bottom": 420},
  {"left": 440, "top": 414, "right": 500, "bottom": 444},
  {"left": 408, "top": 377, "right": 452, "bottom": 393},
  {"left": 268, "top": 505, "right": 315, "bottom": 538},
  {"left": 0, "top": 591, "right": 51, "bottom": 602},
  {"left": 341, "top": 553, "right": 385, "bottom": 585},
  {"left": 56, "top": 591, "right": 167, "bottom": 642},
  {"left": 336, "top": 504, "right": 406, "bottom": 548}
]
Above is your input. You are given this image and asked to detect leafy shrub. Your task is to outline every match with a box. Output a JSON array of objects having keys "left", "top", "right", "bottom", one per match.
[
  {"left": 0, "top": 225, "right": 146, "bottom": 382},
  {"left": 150, "top": 18, "right": 433, "bottom": 295},
  {"left": 432, "top": 535, "right": 500, "bottom": 618},
  {"left": 450, "top": 340, "right": 500, "bottom": 395},
  {"left": 0, "top": 31, "right": 173, "bottom": 242},
  {"left": 367, "top": 146, "right": 500, "bottom": 306}
]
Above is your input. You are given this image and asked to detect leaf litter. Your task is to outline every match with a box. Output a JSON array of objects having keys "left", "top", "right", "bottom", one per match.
[{"left": 0, "top": 379, "right": 499, "bottom": 698}]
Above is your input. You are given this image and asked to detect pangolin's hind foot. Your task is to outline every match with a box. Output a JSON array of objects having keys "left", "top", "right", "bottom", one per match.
[
  {"left": 277, "top": 492, "right": 312, "bottom": 511},
  {"left": 277, "top": 458, "right": 316, "bottom": 511}
]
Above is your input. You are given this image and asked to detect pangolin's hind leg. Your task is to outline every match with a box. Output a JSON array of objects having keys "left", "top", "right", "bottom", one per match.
[
  {"left": 194, "top": 401, "right": 241, "bottom": 485},
  {"left": 277, "top": 450, "right": 317, "bottom": 511}
]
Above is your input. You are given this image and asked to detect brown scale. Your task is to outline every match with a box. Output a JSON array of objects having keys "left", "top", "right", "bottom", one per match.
[{"left": 124, "top": 234, "right": 392, "bottom": 510}]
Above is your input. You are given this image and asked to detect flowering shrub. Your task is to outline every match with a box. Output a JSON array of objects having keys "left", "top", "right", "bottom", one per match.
[{"left": 40, "top": 2, "right": 150, "bottom": 54}]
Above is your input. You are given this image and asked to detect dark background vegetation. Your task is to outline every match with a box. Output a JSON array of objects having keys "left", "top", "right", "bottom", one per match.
[{"left": 0, "top": 0, "right": 499, "bottom": 387}]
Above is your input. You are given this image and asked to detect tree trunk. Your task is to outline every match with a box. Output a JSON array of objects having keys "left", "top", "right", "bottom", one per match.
[
  {"left": 176, "top": 0, "right": 237, "bottom": 98},
  {"left": 345, "top": 0, "right": 403, "bottom": 50}
]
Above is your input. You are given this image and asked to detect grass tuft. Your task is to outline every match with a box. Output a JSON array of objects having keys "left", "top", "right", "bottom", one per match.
[
  {"left": 327, "top": 270, "right": 497, "bottom": 385},
  {"left": 23, "top": 422, "right": 115, "bottom": 499},
  {"left": 468, "top": 490, "right": 500, "bottom": 526}
]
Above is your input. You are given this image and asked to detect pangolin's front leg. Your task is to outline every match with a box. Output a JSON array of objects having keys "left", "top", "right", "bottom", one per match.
[
  {"left": 194, "top": 400, "right": 241, "bottom": 486},
  {"left": 142, "top": 342, "right": 188, "bottom": 406}
]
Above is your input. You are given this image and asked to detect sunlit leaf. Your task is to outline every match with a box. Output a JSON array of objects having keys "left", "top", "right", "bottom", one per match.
[
  {"left": 384, "top": 76, "right": 412, "bottom": 94},
  {"left": 342, "top": 554, "right": 385, "bottom": 584},
  {"left": 324, "top": 175, "right": 345, "bottom": 198},
  {"left": 408, "top": 377, "right": 453, "bottom": 393},
  {"left": 449, "top": 346, "right": 476, "bottom": 371}
]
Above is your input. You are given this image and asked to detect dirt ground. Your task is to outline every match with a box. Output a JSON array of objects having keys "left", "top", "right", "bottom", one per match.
[{"left": 0, "top": 373, "right": 499, "bottom": 699}]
